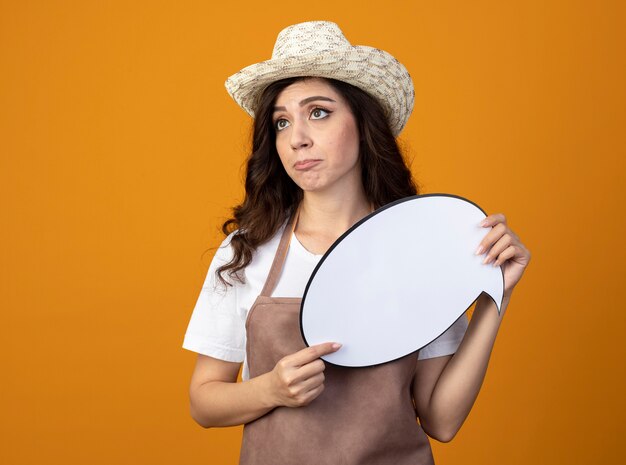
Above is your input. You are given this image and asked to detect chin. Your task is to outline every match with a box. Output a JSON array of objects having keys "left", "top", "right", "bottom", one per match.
[
  {"left": 299, "top": 185, "right": 324, "bottom": 193},
  {"left": 293, "top": 177, "right": 327, "bottom": 192}
]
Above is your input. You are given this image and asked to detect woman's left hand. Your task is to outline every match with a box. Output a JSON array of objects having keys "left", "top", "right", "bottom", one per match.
[{"left": 476, "top": 213, "right": 531, "bottom": 296}]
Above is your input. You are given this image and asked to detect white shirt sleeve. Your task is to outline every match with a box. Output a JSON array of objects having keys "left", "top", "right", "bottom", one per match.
[
  {"left": 182, "top": 233, "right": 246, "bottom": 363},
  {"left": 417, "top": 312, "right": 468, "bottom": 360}
]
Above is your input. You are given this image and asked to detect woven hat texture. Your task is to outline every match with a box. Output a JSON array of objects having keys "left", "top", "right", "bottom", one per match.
[{"left": 225, "top": 21, "right": 414, "bottom": 136}]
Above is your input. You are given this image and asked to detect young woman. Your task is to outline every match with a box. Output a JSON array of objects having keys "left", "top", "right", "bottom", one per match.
[{"left": 183, "top": 21, "right": 530, "bottom": 464}]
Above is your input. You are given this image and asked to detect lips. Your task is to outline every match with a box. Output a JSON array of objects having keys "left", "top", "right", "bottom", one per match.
[{"left": 294, "top": 159, "right": 321, "bottom": 170}]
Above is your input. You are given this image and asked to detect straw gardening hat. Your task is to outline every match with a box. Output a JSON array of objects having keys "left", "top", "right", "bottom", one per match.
[{"left": 225, "top": 21, "right": 415, "bottom": 136}]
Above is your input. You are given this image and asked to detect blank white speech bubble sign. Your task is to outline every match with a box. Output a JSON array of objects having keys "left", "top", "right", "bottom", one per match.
[{"left": 300, "top": 194, "right": 504, "bottom": 367}]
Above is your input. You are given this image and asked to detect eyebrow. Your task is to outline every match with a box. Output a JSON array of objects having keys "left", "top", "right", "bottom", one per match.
[{"left": 273, "top": 96, "right": 336, "bottom": 112}]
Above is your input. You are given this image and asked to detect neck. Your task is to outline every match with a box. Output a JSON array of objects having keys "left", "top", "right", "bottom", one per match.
[{"left": 296, "top": 188, "right": 372, "bottom": 239}]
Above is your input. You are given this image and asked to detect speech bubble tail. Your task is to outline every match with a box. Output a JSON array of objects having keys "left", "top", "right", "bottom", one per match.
[
  {"left": 477, "top": 291, "right": 502, "bottom": 314},
  {"left": 482, "top": 268, "right": 505, "bottom": 314}
]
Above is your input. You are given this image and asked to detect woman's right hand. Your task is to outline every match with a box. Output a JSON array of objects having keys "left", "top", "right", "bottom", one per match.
[{"left": 264, "top": 342, "right": 342, "bottom": 408}]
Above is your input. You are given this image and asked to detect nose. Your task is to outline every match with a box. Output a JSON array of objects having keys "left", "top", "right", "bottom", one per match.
[{"left": 289, "top": 119, "right": 313, "bottom": 151}]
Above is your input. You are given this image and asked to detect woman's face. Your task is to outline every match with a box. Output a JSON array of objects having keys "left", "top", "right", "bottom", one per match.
[{"left": 272, "top": 78, "right": 361, "bottom": 195}]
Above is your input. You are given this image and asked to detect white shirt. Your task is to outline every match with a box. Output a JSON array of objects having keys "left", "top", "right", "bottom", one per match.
[{"left": 183, "top": 224, "right": 469, "bottom": 380}]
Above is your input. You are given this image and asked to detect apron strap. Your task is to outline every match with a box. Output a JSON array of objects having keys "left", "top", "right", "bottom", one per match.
[
  {"left": 258, "top": 201, "right": 373, "bottom": 297},
  {"left": 260, "top": 206, "right": 300, "bottom": 297}
]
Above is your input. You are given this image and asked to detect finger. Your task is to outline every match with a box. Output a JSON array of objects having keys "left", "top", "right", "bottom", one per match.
[
  {"left": 299, "top": 383, "right": 325, "bottom": 406},
  {"left": 475, "top": 222, "right": 507, "bottom": 255},
  {"left": 480, "top": 213, "right": 507, "bottom": 228},
  {"left": 288, "top": 359, "right": 326, "bottom": 385},
  {"left": 283, "top": 372, "right": 325, "bottom": 401},
  {"left": 493, "top": 245, "right": 518, "bottom": 267},
  {"left": 285, "top": 379, "right": 326, "bottom": 407},
  {"left": 288, "top": 342, "right": 342, "bottom": 367},
  {"left": 301, "top": 358, "right": 326, "bottom": 376},
  {"left": 482, "top": 233, "right": 514, "bottom": 265},
  {"left": 296, "top": 372, "right": 325, "bottom": 395}
]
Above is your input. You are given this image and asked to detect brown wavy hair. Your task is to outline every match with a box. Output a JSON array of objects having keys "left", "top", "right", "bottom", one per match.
[{"left": 216, "top": 77, "right": 419, "bottom": 286}]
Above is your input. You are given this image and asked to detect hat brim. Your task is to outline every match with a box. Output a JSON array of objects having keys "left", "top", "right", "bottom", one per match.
[{"left": 225, "top": 45, "right": 414, "bottom": 136}]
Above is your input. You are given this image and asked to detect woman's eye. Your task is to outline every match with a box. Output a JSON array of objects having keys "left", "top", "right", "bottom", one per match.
[
  {"left": 275, "top": 119, "right": 290, "bottom": 131},
  {"left": 311, "top": 108, "right": 329, "bottom": 119}
]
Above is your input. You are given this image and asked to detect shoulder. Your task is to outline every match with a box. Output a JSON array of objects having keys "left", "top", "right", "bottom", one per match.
[
  {"left": 238, "top": 223, "right": 287, "bottom": 287},
  {"left": 211, "top": 224, "right": 287, "bottom": 287},
  {"left": 211, "top": 230, "right": 236, "bottom": 266}
]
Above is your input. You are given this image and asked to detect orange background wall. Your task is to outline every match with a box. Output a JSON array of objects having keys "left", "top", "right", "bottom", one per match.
[{"left": 2, "top": 1, "right": 624, "bottom": 464}]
